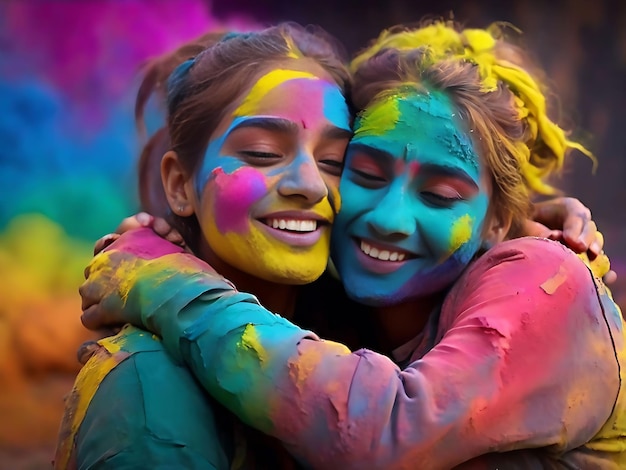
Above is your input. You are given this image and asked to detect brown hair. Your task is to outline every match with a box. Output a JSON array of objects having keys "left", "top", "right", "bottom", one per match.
[
  {"left": 136, "top": 23, "right": 351, "bottom": 251},
  {"left": 350, "top": 21, "right": 591, "bottom": 238}
]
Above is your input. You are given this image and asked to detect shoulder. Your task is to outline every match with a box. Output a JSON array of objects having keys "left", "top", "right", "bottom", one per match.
[
  {"left": 475, "top": 236, "right": 583, "bottom": 268},
  {"left": 463, "top": 237, "right": 592, "bottom": 293},
  {"left": 74, "top": 327, "right": 233, "bottom": 469},
  {"left": 442, "top": 237, "right": 602, "bottom": 335}
]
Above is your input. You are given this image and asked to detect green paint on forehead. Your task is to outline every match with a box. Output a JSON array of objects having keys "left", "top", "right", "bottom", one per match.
[
  {"left": 354, "top": 89, "right": 479, "bottom": 171},
  {"left": 353, "top": 92, "right": 401, "bottom": 136}
]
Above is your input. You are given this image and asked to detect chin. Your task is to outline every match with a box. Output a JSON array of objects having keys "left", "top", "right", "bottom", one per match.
[
  {"left": 263, "top": 268, "right": 326, "bottom": 285},
  {"left": 342, "top": 282, "right": 401, "bottom": 307}
]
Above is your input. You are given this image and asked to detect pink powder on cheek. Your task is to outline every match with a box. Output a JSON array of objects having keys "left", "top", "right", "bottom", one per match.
[{"left": 212, "top": 167, "right": 269, "bottom": 233}]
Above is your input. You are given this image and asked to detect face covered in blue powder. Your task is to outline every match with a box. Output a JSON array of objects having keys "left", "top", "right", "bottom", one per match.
[{"left": 331, "top": 89, "right": 492, "bottom": 307}]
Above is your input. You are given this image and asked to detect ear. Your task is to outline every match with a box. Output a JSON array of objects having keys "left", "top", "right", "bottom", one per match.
[
  {"left": 482, "top": 209, "right": 513, "bottom": 249},
  {"left": 161, "top": 150, "right": 196, "bottom": 217}
]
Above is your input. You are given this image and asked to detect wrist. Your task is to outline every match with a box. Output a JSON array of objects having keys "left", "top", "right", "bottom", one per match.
[{"left": 126, "top": 253, "right": 235, "bottom": 335}]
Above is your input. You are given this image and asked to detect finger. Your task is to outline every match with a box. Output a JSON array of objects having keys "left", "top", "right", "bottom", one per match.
[
  {"left": 81, "top": 304, "right": 111, "bottom": 331},
  {"left": 115, "top": 212, "right": 154, "bottom": 234},
  {"left": 532, "top": 198, "right": 566, "bottom": 227},
  {"left": 546, "top": 229, "right": 563, "bottom": 241},
  {"left": 165, "top": 230, "right": 185, "bottom": 246},
  {"left": 79, "top": 281, "right": 99, "bottom": 311},
  {"left": 81, "top": 294, "right": 126, "bottom": 331},
  {"left": 561, "top": 205, "right": 592, "bottom": 252},
  {"left": 534, "top": 197, "right": 592, "bottom": 248},
  {"left": 79, "top": 274, "right": 113, "bottom": 312},
  {"left": 152, "top": 217, "right": 174, "bottom": 237},
  {"left": 588, "top": 230, "right": 604, "bottom": 258},
  {"left": 520, "top": 219, "right": 551, "bottom": 238},
  {"left": 76, "top": 341, "right": 101, "bottom": 365},
  {"left": 604, "top": 270, "right": 618, "bottom": 285},
  {"left": 574, "top": 219, "right": 598, "bottom": 255},
  {"left": 93, "top": 233, "right": 120, "bottom": 255}
]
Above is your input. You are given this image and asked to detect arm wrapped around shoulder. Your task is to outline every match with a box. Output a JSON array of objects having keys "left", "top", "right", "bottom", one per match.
[
  {"left": 437, "top": 236, "right": 622, "bottom": 455},
  {"left": 79, "top": 228, "right": 248, "bottom": 360}
]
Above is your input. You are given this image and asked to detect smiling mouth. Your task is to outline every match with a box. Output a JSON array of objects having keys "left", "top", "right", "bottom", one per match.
[
  {"left": 359, "top": 239, "right": 415, "bottom": 262},
  {"left": 263, "top": 218, "right": 319, "bottom": 232}
]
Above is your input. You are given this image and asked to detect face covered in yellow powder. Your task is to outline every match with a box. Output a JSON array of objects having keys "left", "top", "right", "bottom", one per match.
[{"left": 193, "top": 67, "right": 351, "bottom": 285}]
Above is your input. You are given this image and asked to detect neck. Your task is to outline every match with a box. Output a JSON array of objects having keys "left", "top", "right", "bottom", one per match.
[
  {"left": 226, "top": 269, "right": 299, "bottom": 319},
  {"left": 372, "top": 294, "right": 442, "bottom": 353},
  {"left": 198, "top": 247, "right": 298, "bottom": 319}
]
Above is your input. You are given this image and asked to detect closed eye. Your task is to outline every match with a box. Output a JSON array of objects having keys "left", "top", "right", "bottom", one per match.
[
  {"left": 319, "top": 158, "right": 344, "bottom": 176},
  {"left": 240, "top": 150, "right": 282, "bottom": 159},
  {"left": 351, "top": 168, "right": 387, "bottom": 182},
  {"left": 421, "top": 191, "right": 463, "bottom": 207}
]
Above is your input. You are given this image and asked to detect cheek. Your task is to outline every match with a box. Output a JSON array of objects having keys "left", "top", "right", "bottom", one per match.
[
  {"left": 447, "top": 214, "right": 476, "bottom": 254},
  {"left": 337, "top": 179, "right": 373, "bottom": 217},
  {"left": 443, "top": 199, "right": 489, "bottom": 260},
  {"left": 326, "top": 176, "right": 342, "bottom": 213},
  {"left": 205, "top": 167, "right": 269, "bottom": 233}
]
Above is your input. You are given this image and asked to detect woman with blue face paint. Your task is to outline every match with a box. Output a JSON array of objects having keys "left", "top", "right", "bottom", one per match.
[
  {"left": 77, "top": 21, "right": 622, "bottom": 469},
  {"left": 54, "top": 24, "right": 353, "bottom": 469}
]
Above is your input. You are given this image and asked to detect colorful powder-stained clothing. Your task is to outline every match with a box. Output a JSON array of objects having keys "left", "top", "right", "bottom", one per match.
[
  {"left": 109, "top": 235, "right": 626, "bottom": 469},
  {"left": 55, "top": 229, "right": 302, "bottom": 470},
  {"left": 53, "top": 325, "right": 235, "bottom": 469}
]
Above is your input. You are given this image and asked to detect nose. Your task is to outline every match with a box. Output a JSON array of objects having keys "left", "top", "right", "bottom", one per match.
[
  {"left": 277, "top": 153, "right": 328, "bottom": 204},
  {"left": 364, "top": 183, "right": 417, "bottom": 238}
]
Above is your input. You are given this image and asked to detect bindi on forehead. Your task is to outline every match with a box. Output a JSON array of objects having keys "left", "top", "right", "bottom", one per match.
[{"left": 393, "top": 157, "right": 421, "bottom": 179}]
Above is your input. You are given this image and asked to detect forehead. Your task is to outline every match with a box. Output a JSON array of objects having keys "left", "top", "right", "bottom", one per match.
[
  {"left": 352, "top": 91, "right": 480, "bottom": 176},
  {"left": 232, "top": 69, "right": 350, "bottom": 131}
]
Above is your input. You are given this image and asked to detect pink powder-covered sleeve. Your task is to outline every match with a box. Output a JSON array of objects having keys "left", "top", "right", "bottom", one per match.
[{"left": 139, "top": 237, "right": 621, "bottom": 468}]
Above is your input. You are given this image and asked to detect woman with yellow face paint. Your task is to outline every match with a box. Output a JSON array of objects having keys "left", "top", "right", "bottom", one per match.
[
  {"left": 78, "top": 20, "right": 625, "bottom": 469},
  {"left": 54, "top": 24, "right": 353, "bottom": 469}
]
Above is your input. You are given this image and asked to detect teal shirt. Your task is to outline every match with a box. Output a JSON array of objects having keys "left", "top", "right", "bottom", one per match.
[{"left": 55, "top": 325, "right": 234, "bottom": 469}]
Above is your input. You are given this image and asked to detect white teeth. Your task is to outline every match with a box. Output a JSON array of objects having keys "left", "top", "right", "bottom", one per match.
[
  {"left": 360, "top": 241, "right": 407, "bottom": 262},
  {"left": 267, "top": 219, "right": 317, "bottom": 232}
]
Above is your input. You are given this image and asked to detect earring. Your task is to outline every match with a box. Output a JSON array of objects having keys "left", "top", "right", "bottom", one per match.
[{"left": 178, "top": 205, "right": 185, "bottom": 214}]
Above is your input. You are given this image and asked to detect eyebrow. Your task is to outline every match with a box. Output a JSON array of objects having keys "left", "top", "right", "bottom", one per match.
[
  {"left": 321, "top": 125, "right": 353, "bottom": 141},
  {"left": 231, "top": 117, "right": 352, "bottom": 141},
  {"left": 419, "top": 163, "right": 478, "bottom": 188},
  {"left": 349, "top": 143, "right": 393, "bottom": 163},
  {"left": 349, "top": 143, "right": 478, "bottom": 187},
  {"left": 231, "top": 117, "right": 300, "bottom": 135}
]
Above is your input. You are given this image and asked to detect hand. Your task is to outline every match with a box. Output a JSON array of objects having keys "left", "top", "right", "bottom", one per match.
[
  {"left": 80, "top": 228, "right": 189, "bottom": 330},
  {"left": 529, "top": 197, "right": 598, "bottom": 252},
  {"left": 525, "top": 197, "right": 617, "bottom": 284},
  {"left": 80, "top": 228, "right": 224, "bottom": 332},
  {"left": 76, "top": 326, "right": 121, "bottom": 365},
  {"left": 93, "top": 212, "right": 185, "bottom": 255}
]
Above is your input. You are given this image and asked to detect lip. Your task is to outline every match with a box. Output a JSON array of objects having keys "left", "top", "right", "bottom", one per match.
[
  {"left": 352, "top": 237, "right": 418, "bottom": 275},
  {"left": 255, "top": 210, "right": 331, "bottom": 248}
]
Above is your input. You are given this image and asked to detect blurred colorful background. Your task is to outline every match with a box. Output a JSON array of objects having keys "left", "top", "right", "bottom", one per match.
[{"left": 0, "top": 0, "right": 624, "bottom": 468}]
